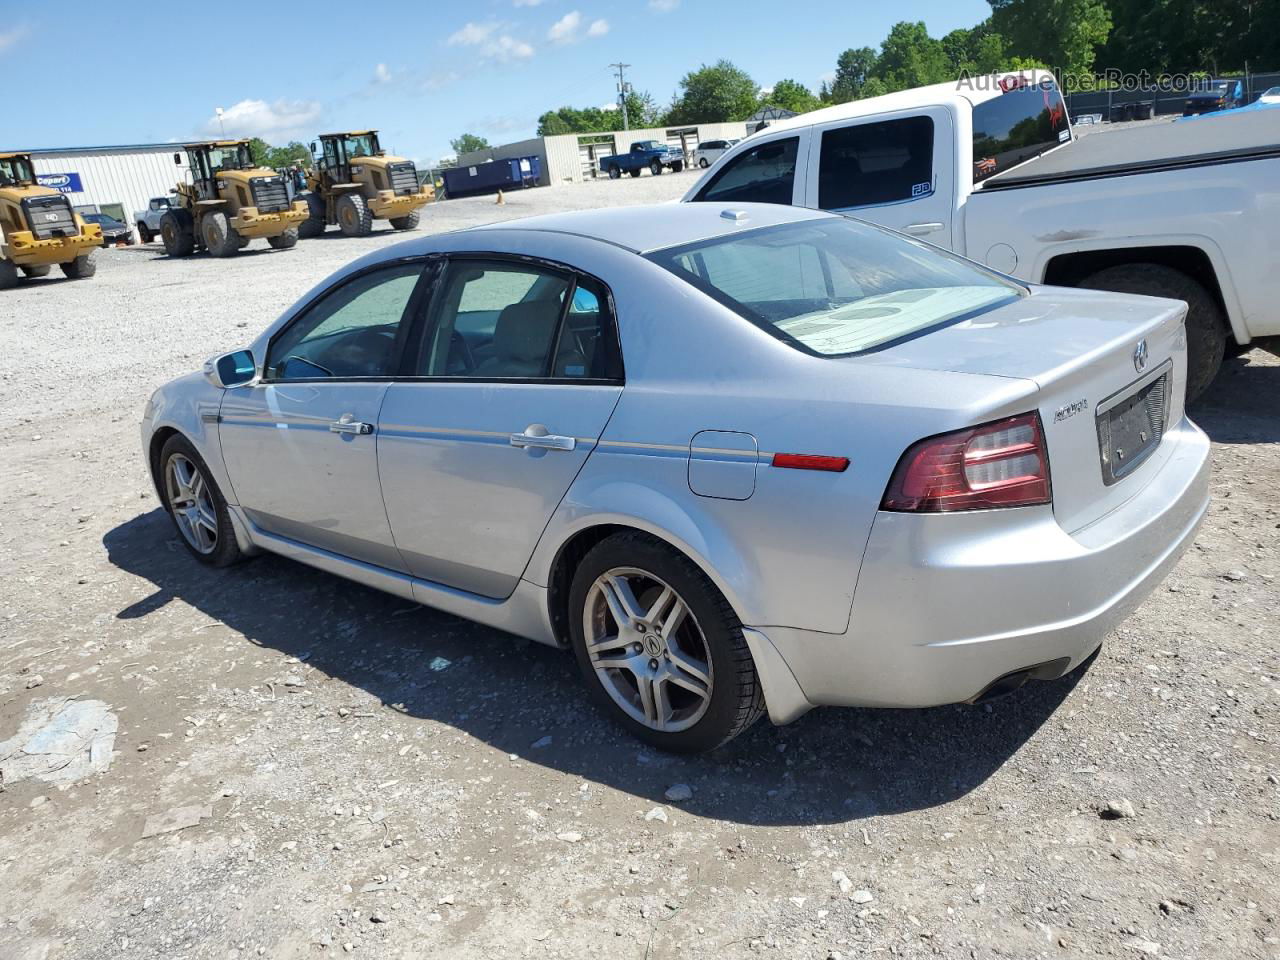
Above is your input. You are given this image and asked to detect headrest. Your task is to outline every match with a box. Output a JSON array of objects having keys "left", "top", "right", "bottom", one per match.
[{"left": 492, "top": 299, "right": 560, "bottom": 363}]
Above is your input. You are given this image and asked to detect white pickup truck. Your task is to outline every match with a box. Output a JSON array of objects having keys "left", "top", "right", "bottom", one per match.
[
  {"left": 133, "top": 195, "right": 176, "bottom": 244},
  {"left": 684, "top": 71, "right": 1280, "bottom": 398}
]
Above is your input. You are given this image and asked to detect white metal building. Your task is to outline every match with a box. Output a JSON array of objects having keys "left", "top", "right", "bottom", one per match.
[
  {"left": 27, "top": 143, "right": 190, "bottom": 226},
  {"left": 456, "top": 121, "right": 750, "bottom": 187}
]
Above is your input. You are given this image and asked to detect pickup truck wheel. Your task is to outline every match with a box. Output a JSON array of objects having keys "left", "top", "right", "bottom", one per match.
[
  {"left": 296, "top": 192, "right": 326, "bottom": 238},
  {"left": 628, "top": 168, "right": 641, "bottom": 178},
  {"left": 607, "top": 166, "right": 621, "bottom": 180},
  {"left": 21, "top": 264, "right": 52, "bottom": 278},
  {"left": 267, "top": 229, "right": 298, "bottom": 250},
  {"left": 59, "top": 251, "right": 97, "bottom": 279},
  {"left": 201, "top": 212, "right": 241, "bottom": 257},
  {"left": 160, "top": 210, "right": 196, "bottom": 257},
  {"left": 336, "top": 194, "right": 373, "bottom": 237},
  {"left": 650, "top": 160, "right": 663, "bottom": 175},
  {"left": 671, "top": 160, "right": 684, "bottom": 173},
  {"left": 1079, "top": 263, "right": 1226, "bottom": 402},
  {"left": 0, "top": 259, "right": 20, "bottom": 289},
  {"left": 137, "top": 223, "right": 153, "bottom": 243}
]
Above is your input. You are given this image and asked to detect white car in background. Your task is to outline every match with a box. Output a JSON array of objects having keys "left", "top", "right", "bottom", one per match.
[
  {"left": 693, "top": 139, "right": 739, "bottom": 168},
  {"left": 1258, "top": 86, "right": 1280, "bottom": 103}
]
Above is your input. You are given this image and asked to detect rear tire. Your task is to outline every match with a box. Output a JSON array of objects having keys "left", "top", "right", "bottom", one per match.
[
  {"left": 137, "top": 223, "right": 153, "bottom": 243},
  {"left": 568, "top": 531, "right": 765, "bottom": 753},
  {"left": 336, "top": 193, "right": 372, "bottom": 237},
  {"left": 158, "top": 434, "right": 244, "bottom": 568},
  {"left": 628, "top": 168, "right": 641, "bottom": 178},
  {"left": 389, "top": 210, "right": 420, "bottom": 231},
  {"left": 296, "top": 192, "right": 326, "bottom": 238},
  {"left": 60, "top": 251, "right": 97, "bottom": 279},
  {"left": 267, "top": 229, "right": 298, "bottom": 250},
  {"left": 698, "top": 157, "right": 709, "bottom": 168},
  {"left": 671, "top": 160, "right": 684, "bottom": 173},
  {"left": 0, "top": 259, "right": 19, "bottom": 289},
  {"left": 160, "top": 209, "right": 195, "bottom": 257},
  {"left": 21, "top": 264, "right": 52, "bottom": 278},
  {"left": 1079, "top": 263, "right": 1226, "bottom": 402},
  {"left": 607, "top": 166, "right": 621, "bottom": 180},
  {"left": 201, "top": 211, "right": 241, "bottom": 257}
]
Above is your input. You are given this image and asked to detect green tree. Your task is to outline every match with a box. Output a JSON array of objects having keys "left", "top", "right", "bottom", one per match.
[
  {"left": 989, "top": 0, "right": 1112, "bottom": 74},
  {"left": 450, "top": 133, "right": 491, "bottom": 156},
  {"left": 666, "top": 60, "right": 759, "bottom": 124},
  {"left": 830, "top": 46, "right": 879, "bottom": 102},
  {"left": 876, "top": 21, "right": 954, "bottom": 91},
  {"left": 760, "top": 78, "right": 822, "bottom": 114}
]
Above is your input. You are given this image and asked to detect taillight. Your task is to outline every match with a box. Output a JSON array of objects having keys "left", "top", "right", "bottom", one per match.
[{"left": 881, "top": 412, "right": 1051, "bottom": 512}]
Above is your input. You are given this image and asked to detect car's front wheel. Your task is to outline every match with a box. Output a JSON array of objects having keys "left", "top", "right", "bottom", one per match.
[
  {"left": 159, "top": 434, "right": 243, "bottom": 567},
  {"left": 568, "top": 532, "right": 764, "bottom": 752}
]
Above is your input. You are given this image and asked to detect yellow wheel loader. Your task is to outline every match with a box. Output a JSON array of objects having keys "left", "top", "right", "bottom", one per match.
[
  {"left": 296, "top": 130, "right": 433, "bottom": 238},
  {"left": 160, "top": 140, "right": 308, "bottom": 258},
  {"left": 0, "top": 152, "right": 102, "bottom": 289}
]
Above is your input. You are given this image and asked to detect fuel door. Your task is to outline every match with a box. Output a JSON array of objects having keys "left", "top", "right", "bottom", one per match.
[{"left": 688, "top": 430, "right": 758, "bottom": 501}]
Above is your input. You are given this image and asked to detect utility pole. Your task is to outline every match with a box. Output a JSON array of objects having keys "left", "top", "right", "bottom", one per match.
[{"left": 610, "top": 62, "right": 632, "bottom": 130}]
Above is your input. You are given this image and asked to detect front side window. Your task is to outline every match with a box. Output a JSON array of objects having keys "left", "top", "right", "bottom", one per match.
[
  {"left": 415, "top": 260, "right": 619, "bottom": 380},
  {"left": 0, "top": 156, "right": 35, "bottom": 186},
  {"left": 648, "top": 219, "right": 1021, "bottom": 357},
  {"left": 267, "top": 262, "right": 425, "bottom": 379},
  {"left": 692, "top": 137, "right": 798, "bottom": 206},
  {"left": 818, "top": 116, "right": 934, "bottom": 209},
  {"left": 971, "top": 82, "right": 1070, "bottom": 182},
  {"left": 345, "top": 134, "right": 379, "bottom": 158}
]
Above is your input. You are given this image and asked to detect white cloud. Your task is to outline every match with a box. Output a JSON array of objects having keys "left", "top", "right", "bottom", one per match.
[
  {"left": 649, "top": 0, "right": 680, "bottom": 10},
  {"left": 547, "top": 11, "right": 582, "bottom": 43},
  {"left": 374, "top": 62, "right": 392, "bottom": 84},
  {"left": 0, "top": 25, "right": 28, "bottom": 54},
  {"left": 201, "top": 99, "right": 322, "bottom": 141},
  {"left": 448, "top": 20, "right": 533, "bottom": 61},
  {"left": 601, "top": 102, "right": 618, "bottom": 111},
  {"left": 587, "top": 18, "right": 609, "bottom": 37}
]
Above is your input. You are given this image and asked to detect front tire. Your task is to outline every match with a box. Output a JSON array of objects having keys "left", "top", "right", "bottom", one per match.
[
  {"left": 568, "top": 532, "right": 765, "bottom": 753},
  {"left": 698, "top": 157, "right": 709, "bottom": 168},
  {"left": 336, "top": 193, "right": 372, "bottom": 237},
  {"left": 267, "top": 228, "right": 298, "bottom": 250},
  {"left": 297, "top": 192, "right": 326, "bottom": 238},
  {"left": 158, "top": 434, "right": 244, "bottom": 567},
  {"left": 628, "top": 168, "right": 641, "bottom": 178},
  {"left": 160, "top": 209, "right": 195, "bottom": 257},
  {"left": 671, "top": 160, "right": 684, "bottom": 173},
  {"left": 389, "top": 210, "right": 420, "bottom": 231},
  {"left": 137, "top": 223, "right": 153, "bottom": 243},
  {"left": 650, "top": 160, "right": 663, "bottom": 175},
  {"left": 201, "top": 211, "right": 241, "bottom": 257},
  {"left": 60, "top": 250, "right": 97, "bottom": 279},
  {"left": 1079, "top": 263, "right": 1227, "bottom": 402}
]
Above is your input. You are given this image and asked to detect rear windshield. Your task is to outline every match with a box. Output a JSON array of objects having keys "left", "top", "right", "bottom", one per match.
[
  {"left": 647, "top": 218, "right": 1021, "bottom": 356},
  {"left": 971, "top": 81, "right": 1071, "bottom": 183}
]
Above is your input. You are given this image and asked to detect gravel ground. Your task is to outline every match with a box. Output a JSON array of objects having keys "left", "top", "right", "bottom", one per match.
[{"left": 1, "top": 169, "right": 1278, "bottom": 960}]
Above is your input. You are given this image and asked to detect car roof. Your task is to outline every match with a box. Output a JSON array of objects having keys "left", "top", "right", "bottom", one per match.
[{"left": 470, "top": 201, "right": 833, "bottom": 254}]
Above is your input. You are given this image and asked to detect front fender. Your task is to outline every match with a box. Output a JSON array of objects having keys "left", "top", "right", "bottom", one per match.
[{"left": 143, "top": 372, "right": 233, "bottom": 503}]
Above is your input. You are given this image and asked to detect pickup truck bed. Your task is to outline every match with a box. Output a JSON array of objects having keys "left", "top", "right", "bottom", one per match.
[{"left": 985, "top": 111, "right": 1280, "bottom": 190}]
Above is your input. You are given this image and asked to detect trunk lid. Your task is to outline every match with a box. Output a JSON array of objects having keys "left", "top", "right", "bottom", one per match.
[{"left": 854, "top": 286, "right": 1189, "bottom": 532}]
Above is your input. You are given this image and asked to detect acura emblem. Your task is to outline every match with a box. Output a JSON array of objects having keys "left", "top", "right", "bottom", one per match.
[{"left": 1133, "top": 339, "right": 1148, "bottom": 373}]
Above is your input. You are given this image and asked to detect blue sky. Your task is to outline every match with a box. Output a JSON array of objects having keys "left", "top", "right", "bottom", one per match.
[{"left": 2, "top": 0, "right": 990, "bottom": 164}]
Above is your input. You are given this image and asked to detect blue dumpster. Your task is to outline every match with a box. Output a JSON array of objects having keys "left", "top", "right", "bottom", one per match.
[{"left": 443, "top": 156, "right": 541, "bottom": 198}]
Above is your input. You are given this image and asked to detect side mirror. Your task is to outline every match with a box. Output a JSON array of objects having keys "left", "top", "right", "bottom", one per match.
[
  {"left": 173, "top": 152, "right": 182, "bottom": 165},
  {"left": 309, "top": 141, "right": 317, "bottom": 153},
  {"left": 204, "top": 349, "right": 256, "bottom": 388}
]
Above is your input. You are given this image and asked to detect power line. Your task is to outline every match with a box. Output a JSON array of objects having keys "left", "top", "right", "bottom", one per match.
[{"left": 609, "top": 62, "right": 632, "bottom": 130}]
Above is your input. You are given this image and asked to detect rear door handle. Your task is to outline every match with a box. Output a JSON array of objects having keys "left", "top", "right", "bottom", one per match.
[
  {"left": 904, "top": 222, "right": 945, "bottom": 236},
  {"left": 330, "top": 414, "right": 374, "bottom": 436},
  {"left": 510, "top": 424, "right": 575, "bottom": 451}
]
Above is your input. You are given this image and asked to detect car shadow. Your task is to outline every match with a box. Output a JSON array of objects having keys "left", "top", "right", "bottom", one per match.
[
  {"left": 1192, "top": 347, "right": 1280, "bottom": 444},
  {"left": 104, "top": 510, "right": 1087, "bottom": 827}
]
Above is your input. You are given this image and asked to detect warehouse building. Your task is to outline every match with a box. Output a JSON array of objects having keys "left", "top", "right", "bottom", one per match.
[
  {"left": 27, "top": 143, "right": 190, "bottom": 227},
  {"left": 455, "top": 121, "right": 750, "bottom": 187}
]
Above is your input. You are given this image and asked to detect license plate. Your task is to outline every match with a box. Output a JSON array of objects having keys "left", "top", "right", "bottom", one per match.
[{"left": 1097, "top": 370, "right": 1169, "bottom": 485}]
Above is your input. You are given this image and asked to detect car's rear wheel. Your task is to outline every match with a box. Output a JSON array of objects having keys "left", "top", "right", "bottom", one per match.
[
  {"left": 267, "top": 228, "right": 298, "bottom": 250},
  {"left": 60, "top": 251, "right": 97, "bottom": 279},
  {"left": 297, "top": 192, "right": 326, "bottom": 238},
  {"left": 336, "top": 194, "right": 372, "bottom": 237},
  {"left": 159, "top": 434, "right": 243, "bottom": 567},
  {"left": 160, "top": 209, "right": 195, "bottom": 257},
  {"left": 698, "top": 157, "right": 709, "bottom": 168},
  {"left": 568, "top": 532, "right": 764, "bottom": 752},
  {"left": 607, "top": 166, "right": 621, "bottom": 180},
  {"left": 201, "top": 212, "right": 241, "bottom": 257}
]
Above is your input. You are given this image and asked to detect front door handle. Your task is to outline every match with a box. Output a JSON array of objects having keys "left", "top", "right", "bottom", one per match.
[
  {"left": 510, "top": 424, "right": 575, "bottom": 451},
  {"left": 904, "top": 222, "right": 945, "bottom": 236},
  {"left": 330, "top": 414, "right": 374, "bottom": 436}
]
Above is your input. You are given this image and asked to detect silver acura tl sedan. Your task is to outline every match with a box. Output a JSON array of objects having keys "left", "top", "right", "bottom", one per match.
[{"left": 141, "top": 202, "right": 1211, "bottom": 752}]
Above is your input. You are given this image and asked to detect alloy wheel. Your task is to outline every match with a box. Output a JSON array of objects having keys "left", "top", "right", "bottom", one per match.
[
  {"left": 165, "top": 453, "right": 218, "bottom": 554},
  {"left": 582, "top": 567, "right": 713, "bottom": 732}
]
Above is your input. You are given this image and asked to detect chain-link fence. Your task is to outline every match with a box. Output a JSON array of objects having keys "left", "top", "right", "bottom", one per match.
[{"left": 1064, "top": 70, "right": 1280, "bottom": 120}]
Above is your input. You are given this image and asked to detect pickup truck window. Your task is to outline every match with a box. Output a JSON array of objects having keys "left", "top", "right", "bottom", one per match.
[
  {"left": 648, "top": 219, "right": 1020, "bottom": 357},
  {"left": 632, "top": 141, "right": 663, "bottom": 152},
  {"left": 818, "top": 116, "right": 934, "bottom": 209},
  {"left": 972, "top": 84, "right": 1070, "bottom": 182},
  {"left": 692, "top": 137, "right": 798, "bottom": 206}
]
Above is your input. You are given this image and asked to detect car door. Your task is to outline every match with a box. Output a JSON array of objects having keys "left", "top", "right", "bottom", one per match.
[
  {"left": 688, "top": 131, "right": 810, "bottom": 206},
  {"left": 377, "top": 256, "right": 624, "bottom": 599},
  {"left": 218, "top": 259, "right": 434, "bottom": 570},
  {"left": 802, "top": 106, "right": 955, "bottom": 248}
]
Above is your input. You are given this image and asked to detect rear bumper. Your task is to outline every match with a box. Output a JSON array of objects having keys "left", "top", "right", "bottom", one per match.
[
  {"left": 754, "top": 417, "right": 1211, "bottom": 714},
  {"left": 231, "top": 202, "right": 309, "bottom": 238},
  {"left": 3, "top": 225, "right": 102, "bottom": 265}
]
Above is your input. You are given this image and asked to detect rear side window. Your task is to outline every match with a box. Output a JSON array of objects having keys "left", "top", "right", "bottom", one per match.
[
  {"left": 693, "top": 137, "right": 798, "bottom": 206},
  {"left": 818, "top": 116, "right": 934, "bottom": 209},
  {"left": 971, "top": 82, "right": 1070, "bottom": 182}
]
